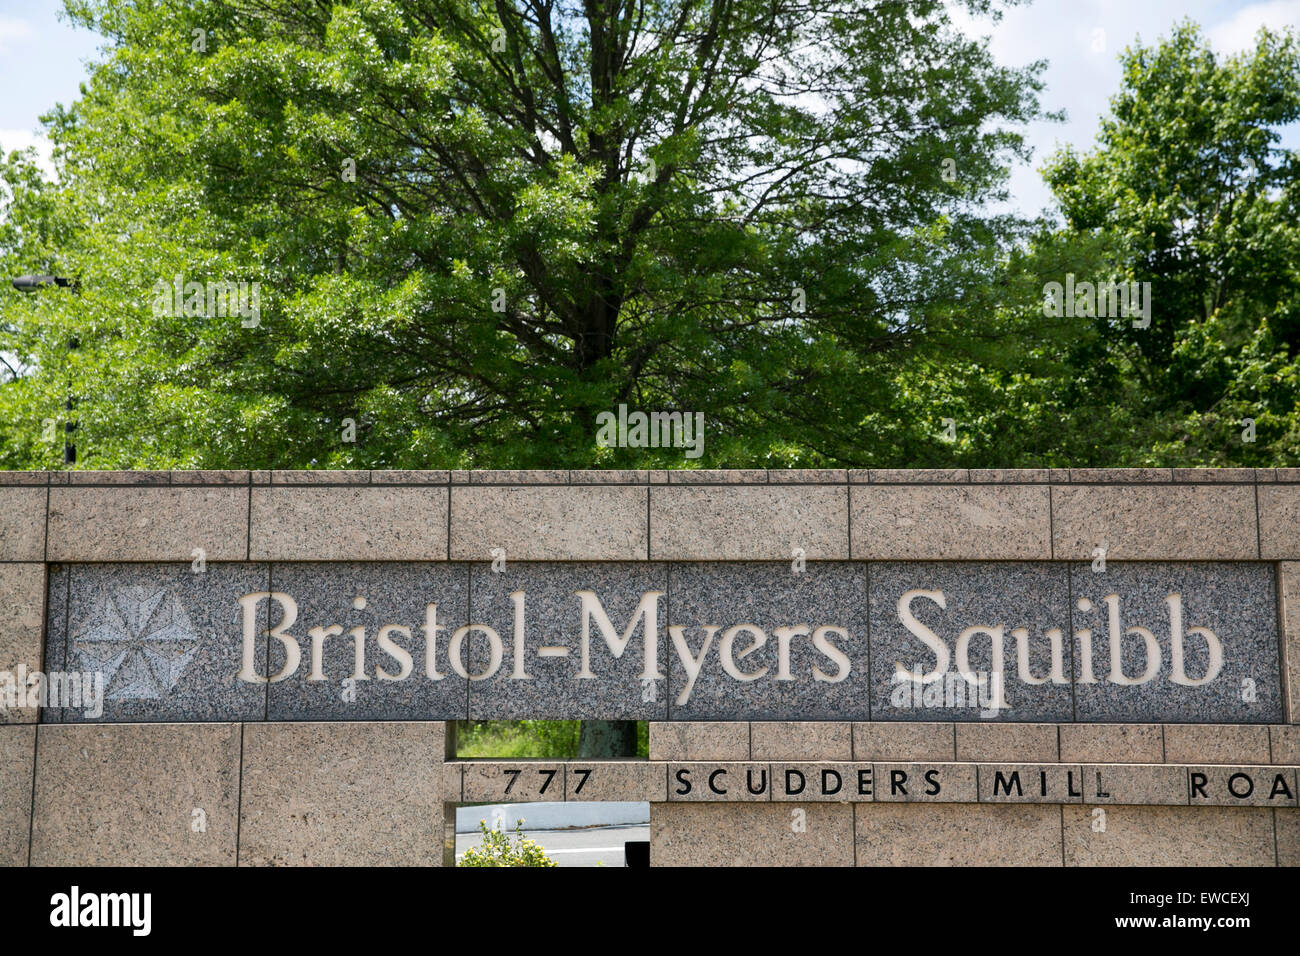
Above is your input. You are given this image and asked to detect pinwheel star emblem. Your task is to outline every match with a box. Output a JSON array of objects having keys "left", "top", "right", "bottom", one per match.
[{"left": 72, "top": 586, "right": 201, "bottom": 700}]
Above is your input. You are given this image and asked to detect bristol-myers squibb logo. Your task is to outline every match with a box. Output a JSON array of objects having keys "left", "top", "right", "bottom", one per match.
[{"left": 71, "top": 586, "right": 201, "bottom": 700}]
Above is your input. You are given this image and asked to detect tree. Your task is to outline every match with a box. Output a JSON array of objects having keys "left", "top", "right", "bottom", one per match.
[
  {"left": 1, "top": 0, "right": 1048, "bottom": 471},
  {"left": 888, "top": 20, "right": 1300, "bottom": 470},
  {"left": 1034, "top": 21, "right": 1300, "bottom": 465}
]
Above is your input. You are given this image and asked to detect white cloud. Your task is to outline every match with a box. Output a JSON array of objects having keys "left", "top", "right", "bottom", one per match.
[
  {"left": 0, "top": 128, "right": 54, "bottom": 177},
  {"left": 1207, "top": 0, "right": 1300, "bottom": 53}
]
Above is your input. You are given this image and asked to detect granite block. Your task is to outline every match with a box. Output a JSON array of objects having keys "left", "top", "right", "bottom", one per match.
[
  {"left": 43, "top": 564, "right": 67, "bottom": 703},
  {"left": 270, "top": 470, "right": 370, "bottom": 484},
  {"left": 1066, "top": 470, "right": 1180, "bottom": 486},
  {"left": 769, "top": 763, "right": 873, "bottom": 801},
  {"left": 873, "top": 762, "right": 977, "bottom": 802},
  {"left": 369, "top": 470, "right": 450, "bottom": 485},
  {"left": 0, "top": 564, "right": 44, "bottom": 723},
  {"left": 667, "top": 470, "right": 767, "bottom": 484},
  {"left": 1171, "top": 468, "right": 1255, "bottom": 483},
  {"left": 1070, "top": 563, "right": 1281, "bottom": 722},
  {"left": 1068, "top": 469, "right": 1172, "bottom": 483},
  {"left": 648, "top": 721, "right": 749, "bottom": 760},
  {"left": 650, "top": 486, "right": 848, "bottom": 560},
  {"left": 667, "top": 763, "right": 773, "bottom": 800},
  {"left": 462, "top": 762, "right": 566, "bottom": 803},
  {"left": 1059, "top": 724, "right": 1164, "bottom": 763},
  {"left": 0, "top": 472, "right": 47, "bottom": 485},
  {"left": 871, "top": 564, "right": 1072, "bottom": 722},
  {"left": 955, "top": 723, "right": 1059, "bottom": 761},
  {"left": 768, "top": 469, "right": 848, "bottom": 483},
  {"left": 1079, "top": 764, "right": 1188, "bottom": 805},
  {"left": 1280, "top": 563, "right": 1300, "bottom": 722},
  {"left": 1062, "top": 805, "right": 1276, "bottom": 865},
  {"left": 853, "top": 722, "right": 955, "bottom": 761},
  {"left": 68, "top": 470, "right": 169, "bottom": 485},
  {"left": 0, "top": 725, "right": 34, "bottom": 865},
  {"left": 1188, "top": 766, "right": 1297, "bottom": 806},
  {"left": 451, "top": 485, "right": 645, "bottom": 561},
  {"left": 465, "top": 562, "right": 666, "bottom": 719},
  {"left": 1259, "top": 486, "right": 1300, "bottom": 558},
  {"left": 979, "top": 764, "right": 1084, "bottom": 803},
  {"left": 31, "top": 723, "right": 241, "bottom": 865},
  {"left": 666, "top": 563, "right": 868, "bottom": 720},
  {"left": 52, "top": 563, "right": 269, "bottom": 722},
  {"left": 48, "top": 487, "right": 248, "bottom": 561},
  {"left": 750, "top": 721, "right": 852, "bottom": 760},
  {"left": 969, "top": 469, "right": 1049, "bottom": 483},
  {"left": 1052, "top": 484, "right": 1257, "bottom": 559},
  {"left": 251, "top": 486, "right": 449, "bottom": 561},
  {"left": 850, "top": 486, "right": 1050, "bottom": 559},
  {"left": 651, "top": 803, "right": 854, "bottom": 866},
  {"left": 0, "top": 487, "right": 46, "bottom": 561},
  {"left": 855, "top": 803, "right": 1061, "bottom": 865},
  {"left": 266, "top": 563, "right": 470, "bottom": 721},
  {"left": 865, "top": 469, "right": 969, "bottom": 483},
  {"left": 563, "top": 761, "right": 666, "bottom": 801},
  {"left": 170, "top": 470, "right": 250, "bottom": 485},
  {"left": 1277, "top": 809, "right": 1300, "bottom": 866},
  {"left": 568, "top": 470, "right": 649, "bottom": 484},
  {"left": 468, "top": 469, "right": 568, "bottom": 484},
  {"left": 443, "top": 765, "right": 464, "bottom": 802},
  {"left": 1271, "top": 725, "right": 1300, "bottom": 764},
  {"left": 238, "top": 721, "right": 453, "bottom": 866},
  {"left": 1163, "top": 723, "right": 1270, "bottom": 764}
]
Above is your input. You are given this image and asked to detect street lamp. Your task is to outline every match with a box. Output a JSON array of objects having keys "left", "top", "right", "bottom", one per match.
[{"left": 10, "top": 275, "right": 78, "bottom": 465}]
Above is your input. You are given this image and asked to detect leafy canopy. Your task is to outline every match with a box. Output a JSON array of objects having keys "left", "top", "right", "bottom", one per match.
[{"left": 1, "top": 0, "right": 1046, "bottom": 469}]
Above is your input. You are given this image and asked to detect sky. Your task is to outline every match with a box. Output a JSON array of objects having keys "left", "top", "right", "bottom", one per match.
[
  {"left": 0, "top": 0, "right": 1298, "bottom": 217},
  {"left": 948, "top": 0, "right": 1300, "bottom": 215}
]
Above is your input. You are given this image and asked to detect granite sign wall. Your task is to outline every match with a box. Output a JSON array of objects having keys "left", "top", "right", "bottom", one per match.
[
  {"left": 37, "top": 558, "right": 1281, "bottom": 723},
  {"left": 2, "top": 468, "right": 1298, "bottom": 868}
]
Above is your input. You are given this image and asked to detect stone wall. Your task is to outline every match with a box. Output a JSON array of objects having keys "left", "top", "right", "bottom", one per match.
[{"left": 1, "top": 468, "right": 1297, "bottom": 865}]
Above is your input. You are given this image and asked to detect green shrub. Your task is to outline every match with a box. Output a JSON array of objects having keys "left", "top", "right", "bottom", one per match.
[
  {"left": 458, "top": 819, "right": 558, "bottom": 867},
  {"left": 456, "top": 720, "right": 649, "bottom": 758}
]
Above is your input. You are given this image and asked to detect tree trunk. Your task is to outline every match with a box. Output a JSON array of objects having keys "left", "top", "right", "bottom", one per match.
[{"left": 576, "top": 719, "right": 638, "bottom": 758}]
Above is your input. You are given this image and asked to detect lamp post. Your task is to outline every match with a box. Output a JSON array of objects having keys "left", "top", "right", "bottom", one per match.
[{"left": 10, "top": 275, "right": 78, "bottom": 465}]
